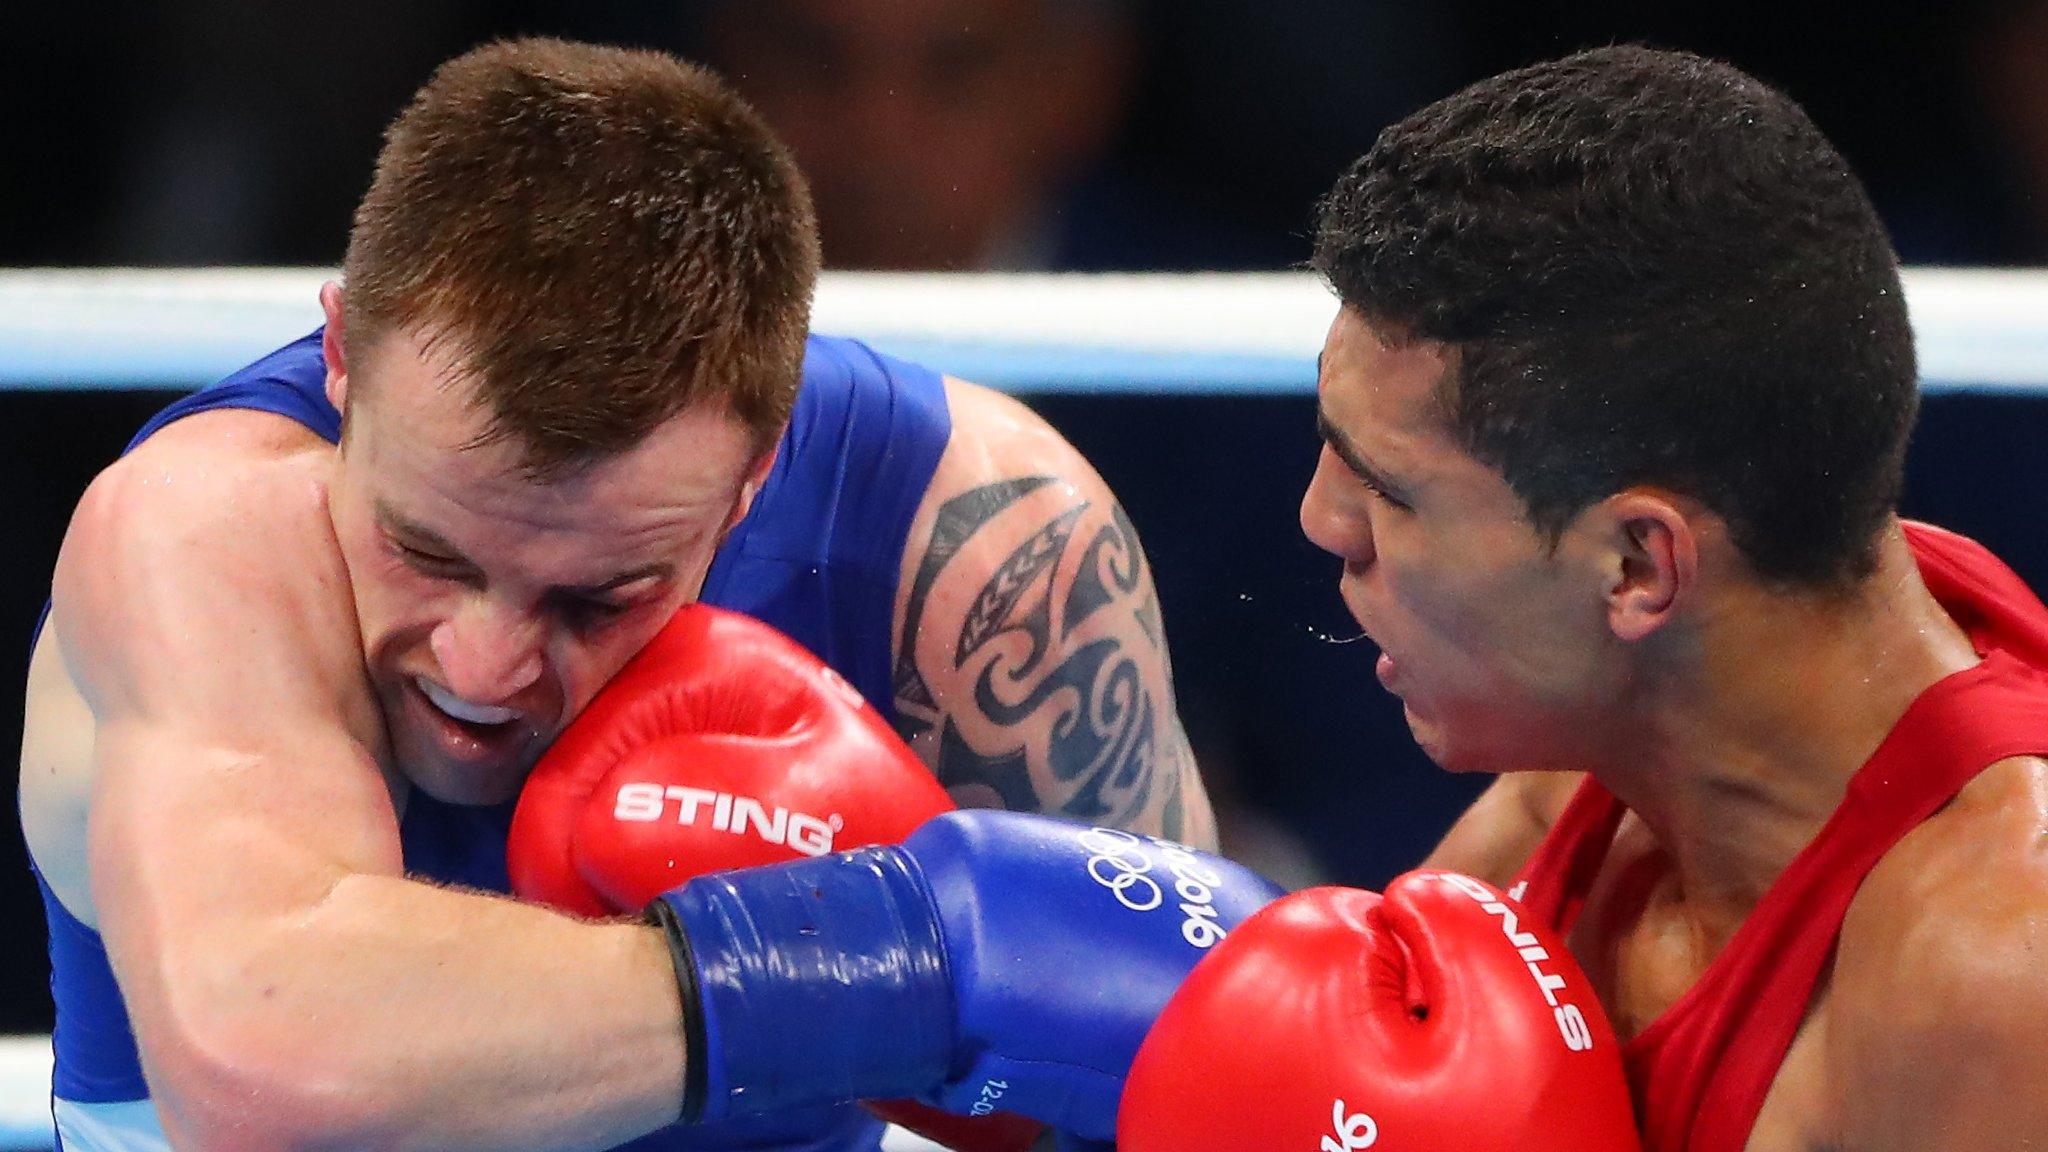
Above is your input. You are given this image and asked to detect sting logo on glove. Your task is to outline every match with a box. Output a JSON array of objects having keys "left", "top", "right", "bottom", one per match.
[
  {"left": 1436, "top": 873, "right": 1595, "bottom": 1052},
  {"left": 612, "top": 784, "right": 846, "bottom": 857},
  {"left": 1079, "top": 827, "right": 1230, "bottom": 949}
]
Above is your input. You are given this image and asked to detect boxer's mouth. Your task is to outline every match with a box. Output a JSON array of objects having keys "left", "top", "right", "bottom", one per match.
[{"left": 415, "top": 677, "right": 522, "bottom": 726}]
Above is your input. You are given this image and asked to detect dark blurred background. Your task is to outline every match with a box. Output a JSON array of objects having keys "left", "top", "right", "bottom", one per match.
[{"left": 4, "top": 0, "right": 2047, "bottom": 1031}]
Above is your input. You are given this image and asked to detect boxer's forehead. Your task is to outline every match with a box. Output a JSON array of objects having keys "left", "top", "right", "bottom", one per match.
[
  {"left": 1315, "top": 309, "right": 1462, "bottom": 486},
  {"left": 342, "top": 330, "right": 757, "bottom": 571}
]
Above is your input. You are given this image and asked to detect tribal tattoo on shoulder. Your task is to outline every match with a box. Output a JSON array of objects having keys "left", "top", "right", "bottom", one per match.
[{"left": 893, "top": 477, "right": 1192, "bottom": 838}]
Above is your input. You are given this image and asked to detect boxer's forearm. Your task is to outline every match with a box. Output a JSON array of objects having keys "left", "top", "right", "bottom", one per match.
[
  {"left": 1422, "top": 771, "right": 1582, "bottom": 886},
  {"left": 143, "top": 874, "right": 684, "bottom": 1152}
]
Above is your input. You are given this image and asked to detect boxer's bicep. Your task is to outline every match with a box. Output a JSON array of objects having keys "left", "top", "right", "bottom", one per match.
[
  {"left": 88, "top": 706, "right": 684, "bottom": 1148},
  {"left": 88, "top": 718, "right": 402, "bottom": 1017},
  {"left": 892, "top": 380, "right": 1214, "bottom": 846}
]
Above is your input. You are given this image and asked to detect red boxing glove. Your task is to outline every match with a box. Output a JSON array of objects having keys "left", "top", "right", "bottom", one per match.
[
  {"left": 507, "top": 603, "right": 957, "bottom": 914},
  {"left": 507, "top": 603, "right": 1041, "bottom": 1152},
  {"left": 1119, "top": 872, "right": 1640, "bottom": 1152}
]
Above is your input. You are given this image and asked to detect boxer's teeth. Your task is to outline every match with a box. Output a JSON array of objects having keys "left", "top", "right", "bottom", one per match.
[{"left": 416, "top": 678, "right": 519, "bottom": 725}]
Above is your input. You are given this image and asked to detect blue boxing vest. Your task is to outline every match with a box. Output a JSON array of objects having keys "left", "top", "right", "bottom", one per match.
[{"left": 32, "top": 331, "right": 952, "bottom": 1152}]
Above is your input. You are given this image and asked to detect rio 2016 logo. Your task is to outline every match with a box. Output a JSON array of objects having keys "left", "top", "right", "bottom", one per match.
[
  {"left": 1078, "top": 827, "right": 1229, "bottom": 949},
  {"left": 1322, "top": 1101, "right": 1377, "bottom": 1152}
]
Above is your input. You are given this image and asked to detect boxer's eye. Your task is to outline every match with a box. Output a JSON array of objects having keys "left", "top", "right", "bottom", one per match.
[
  {"left": 556, "top": 594, "right": 629, "bottom": 631},
  {"left": 1354, "top": 472, "right": 1408, "bottom": 512},
  {"left": 392, "top": 539, "right": 469, "bottom": 577}
]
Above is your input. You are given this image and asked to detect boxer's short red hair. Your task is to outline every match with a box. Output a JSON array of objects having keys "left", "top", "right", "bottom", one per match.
[{"left": 341, "top": 37, "right": 819, "bottom": 477}]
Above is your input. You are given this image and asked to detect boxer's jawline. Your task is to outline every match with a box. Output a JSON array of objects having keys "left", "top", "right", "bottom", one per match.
[{"left": 891, "top": 477, "right": 1192, "bottom": 840}]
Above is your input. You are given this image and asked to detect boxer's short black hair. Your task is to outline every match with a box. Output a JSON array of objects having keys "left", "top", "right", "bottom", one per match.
[
  {"left": 344, "top": 37, "right": 819, "bottom": 477},
  {"left": 1314, "top": 45, "right": 1917, "bottom": 588}
]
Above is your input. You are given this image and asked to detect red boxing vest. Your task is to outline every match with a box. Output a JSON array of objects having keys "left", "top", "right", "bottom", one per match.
[{"left": 1512, "top": 521, "right": 2048, "bottom": 1152}]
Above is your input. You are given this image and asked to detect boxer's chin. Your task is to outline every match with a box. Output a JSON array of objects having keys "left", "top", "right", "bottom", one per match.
[
  {"left": 1401, "top": 706, "right": 1485, "bottom": 775},
  {"left": 384, "top": 680, "right": 546, "bottom": 806},
  {"left": 401, "top": 749, "right": 534, "bottom": 806},
  {"left": 1402, "top": 707, "right": 1453, "bottom": 769},
  {"left": 1406, "top": 711, "right": 1535, "bottom": 776}
]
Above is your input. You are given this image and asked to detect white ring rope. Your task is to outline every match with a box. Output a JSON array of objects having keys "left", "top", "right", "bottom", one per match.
[
  {"left": 0, "top": 1036, "right": 49, "bottom": 1149},
  {"left": 2, "top": 269, "right": 2047, "bottom": 392}
]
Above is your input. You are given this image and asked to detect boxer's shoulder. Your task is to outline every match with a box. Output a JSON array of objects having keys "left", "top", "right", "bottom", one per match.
[
  {"left": 133, "top": 401, "right": 332, "bottom": 457},
  {"left": 936, "top": 377, "right": 1087, "bottom": 460},
  {"left": 72, "top": 407, "right": 334, "bottom": 558},
  {"left": 914, "top": 378, "right": 1108, "bottom": 522},
  {"left": 33, "top": 408, "right": 369, "bottom": 925},
  {"left": 909, "top": 376, "right": 1134, "bottom": 574},
  {"left": 1826, "top": 754, "right": 2048, "bottom": 1145},
  {"left": 70, "top": 405, "right": 337, "bottom": 570},
  {"left": 1838, "top": 752, "right": 2048, "bottom": 980},
  {"left": 891, "top": 377, "right": 1205, "bottom": 839},
  {"left": 892, "top": 376, "right": 1122, "bottom": 743},
  {"left": 55, "top": 404, "right": 359, "bottom": 715}
]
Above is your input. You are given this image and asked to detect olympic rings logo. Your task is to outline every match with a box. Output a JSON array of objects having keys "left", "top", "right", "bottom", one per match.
[
  {"left": 1082, "top": 827, "right": 1165, "bottom": 912},
  {"left": 1078, "top": 827, "right": 1232, "bottom": 949}
]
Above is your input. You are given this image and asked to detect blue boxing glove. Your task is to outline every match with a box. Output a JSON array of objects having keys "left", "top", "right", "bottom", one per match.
[{"left": 646, "top": 810, "right": 1283, "bottom": 1143}]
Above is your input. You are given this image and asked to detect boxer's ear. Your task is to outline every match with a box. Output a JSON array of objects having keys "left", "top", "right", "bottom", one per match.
[
  {"left": 727, "top": 446, "right": 779, "bottom": 530},
  {"left": 320, "top": 281, "right": 351, "bottom": 415},
  {"left": 1599, "top": 489, "right": 1696, "bottom": 643}
]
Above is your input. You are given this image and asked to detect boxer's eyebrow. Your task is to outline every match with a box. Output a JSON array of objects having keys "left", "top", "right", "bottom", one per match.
[
  {"left": 377, "top": 500, "right": 675, "bottom": 595},
  {"left": 557, "top": 562, "right": 675, "bottom": 597},
  {"left": 1315, "top": 407, "right": 1410, "bottom": 502},
  {"left": 376, "top": 502, "right": 474, "bottom": 565}
]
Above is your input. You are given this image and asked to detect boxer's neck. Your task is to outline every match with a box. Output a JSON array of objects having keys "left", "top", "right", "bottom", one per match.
[{"left": 1591, "top": 522, "right": 1979, "bottom": 926}]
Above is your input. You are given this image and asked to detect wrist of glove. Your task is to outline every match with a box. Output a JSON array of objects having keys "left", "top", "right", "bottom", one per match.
[
  {"left": 646, "top": 809, "right": 1284, "bottom": 1139},
  {"left": 648, "top": 844, "right": 956, "bottom": 1123}
]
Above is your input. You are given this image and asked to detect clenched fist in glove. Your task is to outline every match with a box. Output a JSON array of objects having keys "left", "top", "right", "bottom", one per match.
[
  {"left": 1118, "top": 872, "right": 1640, "bottom": 1151},
  {"left": 653, "top": 809, "right": 1285, "bottom": 1142},
  {"left": 507, "top": 603, "right": 955, "bottom": 914}
]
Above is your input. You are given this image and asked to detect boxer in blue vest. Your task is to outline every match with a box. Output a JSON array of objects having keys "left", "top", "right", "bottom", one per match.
[{"left": 19, "top": 38, "right": 1215, "bottom": 1152}]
